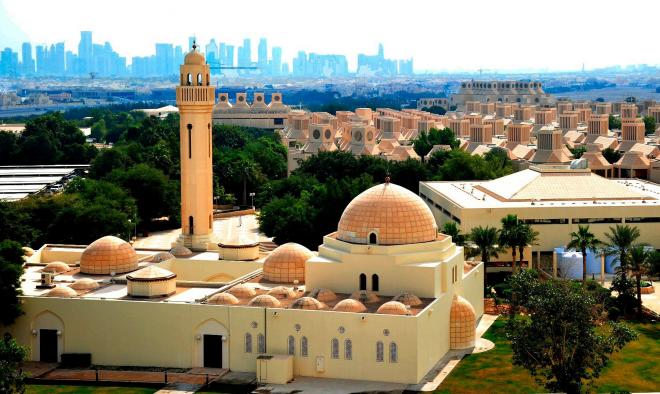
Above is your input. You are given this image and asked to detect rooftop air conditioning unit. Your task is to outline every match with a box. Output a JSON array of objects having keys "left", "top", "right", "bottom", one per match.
[{"left": 38, "top": 272, "right": 55, "bottom": 289}]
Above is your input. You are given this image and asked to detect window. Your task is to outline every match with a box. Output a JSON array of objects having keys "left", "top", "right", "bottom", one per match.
[
  {"left": 206, "top": 74, "right": 210, "bottom": 86},
  {"left": 369, "top": 233, "right": 377, "bottom": 245},
  {"left": 245, "top": 333, "right": 252, "bottom": 353},
  {"left": 331, "top": 338, "right": 339, "bottom": 359},
  {"left": 572, "top": 218, "right": 622, "bottom": 224},
  {"left": 197, "top": 73, "right": 203, "bottom": 86},
  {"left": 371, "top": 274, "right": 379, "bottom": 292},
  {"left": 523, "top": 218, "right": 568, "bottom": 225},
  {"left": 376, "top": 341, "right": 384, "bottom": 362},
  {"left": 274, "top": 118, "right": 284, "bottom": 125},
  {"left": 287, "top": 335, "right": 295, "bottom": 356},
  {"left": 187, "top": 73, "right": 192, "bottom": 86},
  {"left": 208, "top": 123, "right": 211, "bottom": 157},
  {"left": 344, "top": 339, "right": 352, "bottom": 360},
  {"left": 359, "top": 274, "right": 367, "bottom": 291},
  {"left": 626, "top": 217, "right": 660, "bottom": 223},
  {"left": 188, "top": 216, "right": 194, "bottom": 235},
  {"left": 301, "top": 336, "right": 308, "bottom": 357},
  {"left": 257, "top": 334, "right": 265, "bottom": 353},
  {"left": 389, "top": 342, "right": 398, "bottom": 363},
  {"left": 187, "top": 124, "right": 193, "bottom": 158}
]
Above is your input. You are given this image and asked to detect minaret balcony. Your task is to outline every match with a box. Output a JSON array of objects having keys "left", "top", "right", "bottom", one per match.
[{"left": 176, "top": 86, "right": 215, "bottom": 105}]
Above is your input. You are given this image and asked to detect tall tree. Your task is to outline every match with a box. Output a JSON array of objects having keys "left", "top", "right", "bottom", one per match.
[
  {"left": 518, "top": 223, "right": 539, "bottom": 269},
  {"left": 628, "top": 244, "right": 651, "bottom": 317},
  {"left": 469, "top": 226, "right": 503, "bottom": 273},
  {"left": 442, "top": 221, "right": 465, "bottom": 246},
  {"left": 566, "top": 225, "right": 602, "bottom": 286},
  {"left": 500, "top": 214, "right": 522, "bottom": 272},
  {"left": 0, "top": 240, "right": 24, "bottom": 326},
  {"left": 604, "top": 224, "right": 641, "bottom": 283},
  {"left": 0, "top": 333, "right": 28, "bottom": 394}
]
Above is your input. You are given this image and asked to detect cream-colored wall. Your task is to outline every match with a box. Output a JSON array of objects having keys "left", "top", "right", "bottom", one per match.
[
  {"left": 217, "top": 246, "right": 259, "bottom": 261},
  {"left": 456, "top": 263, "right": 485, "bottom": 318},
  {"left": 158, "top": 259, "right": 262, "bottom": 282},
  {"left": 415, "top": 294, "right": 451, "bottom": 382},
  {"left": 127, "top": 279, "right": 175, "bottom": 298}
]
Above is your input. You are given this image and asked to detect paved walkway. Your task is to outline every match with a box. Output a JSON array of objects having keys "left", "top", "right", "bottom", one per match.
[
  {"left": 155, "top": 383, "right": 203, "bottom": 394},
  {"left": 268, "top": 376, "right": 407, "bottom": 394}
]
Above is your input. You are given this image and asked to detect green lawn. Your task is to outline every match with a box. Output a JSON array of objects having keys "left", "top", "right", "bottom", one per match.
[
  {"left": 27, "top": 385, "right": 158, "bottom": 394},
  {"left": 436, "top": 318, "right": 659, "bottom": 394}
]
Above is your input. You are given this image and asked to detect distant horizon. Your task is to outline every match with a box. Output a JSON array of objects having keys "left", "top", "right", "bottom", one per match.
[{"left": 1, "top": 0, "right": 659, "bottom": 73}]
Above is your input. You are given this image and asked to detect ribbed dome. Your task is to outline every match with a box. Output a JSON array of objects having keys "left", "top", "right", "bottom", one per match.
[
  {"left": 80, "top": 236, "right": 138, "bottom": 275},
  {"left": 227, "top": 284, "right": 257, "bottom": 298},
  {"left": 248, "top": 294, "right": 281, "bottom": 308},
  {"left": 337, "top": 183, "right": 438, "bottom": 245},
  {"left": 43, "top": 262, "right": 70, "bottom": 274},
  {"left": 291, "top": 297, "right": 326, "bottom": 310},
  {"left": 126, "top": 266, "right": 176, "bottom": 282},
  {"left": 392, "top": 292, "right": 422, "bottom": 306},
  {"left": 309, "top": 288, "right": 337, "bottom": 302},
  {"left": 377, "top": 301, "right": 410, "bottom": 315},
  {"left": 267, "top": 286, "right": 297, "bottom": 299},
  {"left": 263, "top": 243, "right": 313, "bottom": 283},
  {"left": 333, "top": 299, "right": 367, "bottom": 313},
  {"left": 69, "top": 278, "right": 100, "bottom": 290},
  {"left": 350, "top": 290, "right": 379, "bottom": 304},
  {"left": 208, "top": 293, "right": 239, "bottom": 305},
  {"left": 184, "top": 47, "right": 205, "bottom": 65},
  {"left": 46, "top": 286, "right": 77, "bottom": 298},
  {"left": 450, "top": 295, "right": 476, "bottom": 350}
]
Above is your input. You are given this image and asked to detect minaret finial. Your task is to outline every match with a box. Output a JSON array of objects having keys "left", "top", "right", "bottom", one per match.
[{"left": 192, "top": 40, "right": 197, "bottom": 50}]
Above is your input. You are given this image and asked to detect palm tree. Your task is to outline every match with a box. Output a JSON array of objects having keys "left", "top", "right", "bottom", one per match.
[
  {"left": 567, "top": 225, "right": 602, "bottom": 286},
  {"left": 470, "top": 226, "right": 504, "bottom": 267},
  {"left": 604, "top": 224, "right": 641, "bottom": 282},
  {"left": 442, "top": 221, "right": 465, "bottom": 246},
  {"left": 628, "top": 244, "right": 651, "bottom": 317},
  {"left": 500, "top": 214, "right": 522, "bottom": 272},
  {"left": 517, "top": 223, "right": 539, "bottom": 269}
]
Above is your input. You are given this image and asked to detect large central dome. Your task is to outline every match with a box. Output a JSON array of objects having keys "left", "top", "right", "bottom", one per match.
[{"left": 337, "top": 183, "right": 438, "bottom": 245}]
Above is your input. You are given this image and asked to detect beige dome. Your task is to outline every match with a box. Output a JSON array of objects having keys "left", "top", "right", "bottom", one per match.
[
  {"left": 80, "top": 236, "right": 138, "bottom": 275},
  {"left": 227, "top": 284, "right": 257, "bottom": 298},
  {"left": 350, "top": 290, "right": 380, "bottom": 304},
  {"left": 392, "top": 292, "right": 422, "bottom": 306},
  {"left": 126, "top": 266, "right": 176, "bottom": 282},
  {"left": 450, "top": 295, "right": 476, "bottom": 350},
  {"left": 309, "top": 288, "right": 337, "bottom": 302},
  {"left": 22, "top": 246, "right": 34, "bottom": 256},
  {"left": 46, "top": 286, "right": 77, "bottom": 298},
  {"left": 263, "top": 243, "right": 313, "bottom": 283},
  {"left": 333, "top": 299, "right": 367, "bottom": 313},
  {"left": 170, "top": 245, "right": 193, "bottom": 257},
  {"left": 248, "top": 294, "right": 282, "bottom": 308},
  {"left": 291, "top": 297, "right": 326, "bottom": 310},
  {"left": 337, "top": 183, "right": 438, "bottom": 245},
  {"left": 69, "top": 278, "right": 100, "bottom": 290},
  {"left": 147, "top": 252, "right": 176, "bottom": 263},
  {"left": 43, "top": 262, "right": 70, "bottom": 274},
  {"left": 377, "top": 301, "right": 410, "bottom": 315},
  {"left": 267, "top": 286, "right": 297, "bottom": 299},
  {"left": 208, "top": 293, "right": 239, "bottom": 305},
  {"left": 184, "top": 47, "right": 205, "bottom": 65}
]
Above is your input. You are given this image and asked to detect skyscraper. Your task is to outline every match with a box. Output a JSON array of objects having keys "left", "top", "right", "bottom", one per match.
[
  {"left": 258, "top": 38, "right": 268, "bottom": 69},
  {"left": 21, "top": 42, "right": 34, "bottom": 75},
  {"left": 78, "top": 31, "right": 93, "bottom": 74},
  {"left": 270, "top": 46, "right": 282, "bottom": 76},
  {"left": 155, "top": 43, "right": 174, "bottom": 76},
  {"left": 238, "top": 38, "right": 251, "bottom": 68},
  {"left": 225, "top": 45, "right": 234, "bottom": 67},
  {"left": 205, "top": 39, "right": 218, "bottom": 64}
]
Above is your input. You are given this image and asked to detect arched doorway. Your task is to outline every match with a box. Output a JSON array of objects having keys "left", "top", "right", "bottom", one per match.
[
  {"left": 31, "top": 311, "right": 65, "bottom": 362},
  {"left": 194, "top": 319, "right": 229, "bottom": 368}
]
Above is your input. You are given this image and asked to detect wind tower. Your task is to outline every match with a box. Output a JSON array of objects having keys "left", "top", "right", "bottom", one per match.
[{"left": 175, "top": 42, "right": 216, "bottom": 250}]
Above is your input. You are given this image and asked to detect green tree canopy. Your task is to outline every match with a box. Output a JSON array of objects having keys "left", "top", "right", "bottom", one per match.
[{"left": 0, "top": 240, "right": 25, "bottom": 326}]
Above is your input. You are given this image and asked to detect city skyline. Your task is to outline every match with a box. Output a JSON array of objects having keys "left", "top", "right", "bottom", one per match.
[{"left": 1, "top": 0, "right": 659, "bottom": 73}]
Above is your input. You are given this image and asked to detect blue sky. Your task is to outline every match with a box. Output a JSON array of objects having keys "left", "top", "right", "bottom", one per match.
[{"left": 0, "top": 0, "right": 658, "bottom": 72}]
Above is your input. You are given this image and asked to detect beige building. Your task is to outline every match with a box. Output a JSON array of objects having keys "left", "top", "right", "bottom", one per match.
[
  {"left": 213, "top": 92, "right": 291, "bottom": 129},
  {"left": 450, "top": 81, "right": 556, "bottom": 109}
]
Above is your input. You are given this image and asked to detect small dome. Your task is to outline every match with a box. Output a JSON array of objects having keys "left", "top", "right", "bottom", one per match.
[
  {"left": 46, "top": 286, "right": 77, "bottom": 298},
  {"left": 450, "top": 295, "right": 477, "bottom": 350},
  {"left": 309, "top": 288, "right": 337, "bottom": 302},
  {"left": 227, "top": 284, "right": 257, "bottom": 298},
  {"left": 291, "top": 297, "right": 326, "bottom": 310},
  {"left": 69, "top": 278, "right": 99, "bottom": 290},
  {"left": 184, "top": 46, "right": 206, "bottom": 65},
  {"left": 377, "top": 301, "right": 410, "bottom": 315},
  {"left": 80, "top": 236, "right": 138, "bottom": 275},
  {"left": 333, "top": 299, "right": 367, "bottom": 313},
  {"left": 267, "top": 286, "right": 297, "bottom": 299},
  {"left": 43, "top": 262, "right": 70, "bottom": 274},
  {"left": 337, "top": 183, "right": 438, "bottom": 245},
  {"left": 392, "top": 292, "right": 422, "bottom": 306},
  {"left": 262, "top": 243, "right": 313, "bottom": 283},
  {"left": 22, "top": 246, "right": 34, "bottom": 256},
  {"left": 126, "top": 266, "right": 176, "bottom": 282},
  {"left": 148, "top": 252, "right": 176, "bottom": 263},
  {"left": 350, "top": 290, "right": 380, "bottom": 304},
  {"left": 170, "top": 245, "right": 193, "bottom": 257},
  {"left": 208, "top": 293, "right": 239, "bottom": 305},
  {"left": 248, "top": 294, "right": 282, "bottom": 308}
]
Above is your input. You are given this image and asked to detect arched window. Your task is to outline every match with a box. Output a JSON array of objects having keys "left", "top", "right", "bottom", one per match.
[
  {"left": 188, "top": 216, "right": 194, "bottom": 235},
  {"left": 208, "top": 123, "right": 211, "bottom": 157},
  {"left": 372, "top": 274, "right": 379, "bottom": 292},
  {"left": 359, "top": 274, "right": 367, "bottom": 291},
  {"left": 301, "top": 336, "right": 308, "bottom": 357},
  {"left": 245, "top": 333, "right": 252, "bottom": 353},
  {"left": 197, "top": 73, "right": 203, "bottom": 86},
  {"left": 187, "top": 73, "right": 192, "bottom": 86},
  {"left": 206, "top": 73, "right": 210, "bottom": 86},
  {"left": 257, "top": 334, "right": 265, "bottom": 353},
  {"left": 389, "top": 342, "right": 398, "bottom": 363},
  {"left": 344, "top": 339, "right": 352, "bottom": 360},
  {"left": 369, "top": 232, "right": 377, "bottom": 245},
  {"left": 287, "top": 335, "right": 295, "bottom": 356},
  {"left": 331, "top": 338, "right": 339, "bottom": 359},
  {"left": 187, "top": 124, "right": 192, "bottom": 159},
  {"left": 376, "top": 341, "right": 384, "bottom": 362}
]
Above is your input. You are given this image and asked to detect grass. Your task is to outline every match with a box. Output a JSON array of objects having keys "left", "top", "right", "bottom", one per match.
[
  {"left": 436, "top": 318, "right": 659, "bottom": 393},
  {"left": 27, "top": 385, "right": 158, "bottom": 394}
]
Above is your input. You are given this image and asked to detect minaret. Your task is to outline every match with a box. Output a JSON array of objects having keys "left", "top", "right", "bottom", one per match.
[{"left": 175, "top": 43, "right": 215, "bottom": 250}]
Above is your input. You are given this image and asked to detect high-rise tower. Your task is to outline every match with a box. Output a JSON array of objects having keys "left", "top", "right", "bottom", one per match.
[{"left": 175, "top": 43, "right": 216, "bottom": 250}]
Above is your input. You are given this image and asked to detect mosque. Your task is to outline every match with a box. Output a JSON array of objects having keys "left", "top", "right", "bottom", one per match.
[{"left": 10, "top": 46, "right": 484, "bottom": 386}]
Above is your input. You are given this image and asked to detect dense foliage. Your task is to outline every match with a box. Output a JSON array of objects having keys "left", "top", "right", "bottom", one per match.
[
  {"left": 0, "top": 334, "right": 27, "bottom": 394},
  {"left": 0, "top": 240, "right": 24, "bottom": 326}
]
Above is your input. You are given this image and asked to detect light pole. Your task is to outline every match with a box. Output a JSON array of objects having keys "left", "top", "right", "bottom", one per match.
[{"left": 249, "top": 192, "right": 255, "bottom": 209}]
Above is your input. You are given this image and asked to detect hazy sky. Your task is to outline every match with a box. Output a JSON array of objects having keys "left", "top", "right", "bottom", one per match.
[{"left": 1, "top": 0, "right": 658, "bottom": 72}]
